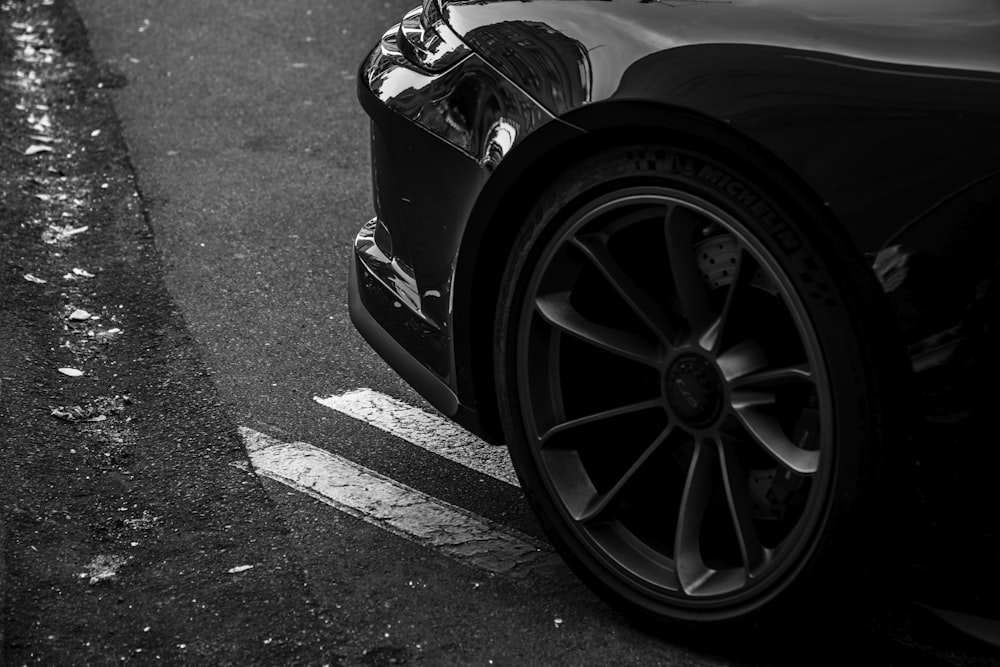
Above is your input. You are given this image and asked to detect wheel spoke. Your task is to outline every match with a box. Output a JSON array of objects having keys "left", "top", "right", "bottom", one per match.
[
  {"left": 716, "top": 340, "right": 769, "bottom": 382},
  {"left": 732, "top": 406, "right": 820, "bottom": 474},
  {"left": 664, "top": 206, "right": 714, "bottom": 340},
  {"left": 730, "top": 390, "right": 776, "bottom": 410},
  {"left": 572, "top": 235, "right": 677, "bottom": 344},
  {"left": 730, "top": 363, "right": 813, "bottom": 390},
  {"left": 674, "top": 438, "right": 715, "bottom": 595},
  {"left": 535, "top": 292, "right": 662, "bottom": 366},
  {"left": 539, "top": 398, "right": 665, "bottom": 444},
  {"left": 573, "top": 425, "right": 675, "bottom": 523},
  {"left": 717, "top": 438, "right": 771, "bottom": 576}
]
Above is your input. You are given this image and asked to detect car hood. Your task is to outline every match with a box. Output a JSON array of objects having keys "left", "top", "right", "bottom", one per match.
[{"left": 439, "top": 0, "right": 1000, "bottom": 111}]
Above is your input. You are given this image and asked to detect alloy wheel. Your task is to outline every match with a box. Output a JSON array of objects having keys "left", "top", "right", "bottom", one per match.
[{"left": 513, "top": 186, "right": 835, "bottom": 611}]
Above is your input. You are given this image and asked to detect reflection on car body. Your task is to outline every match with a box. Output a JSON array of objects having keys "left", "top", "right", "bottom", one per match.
[{"left": 351, "top": 0, "right": 1000, "bottom": 648}]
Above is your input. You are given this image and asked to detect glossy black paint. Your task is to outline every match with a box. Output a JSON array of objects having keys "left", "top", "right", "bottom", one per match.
[
  {"left": 446, "top": 0, "right": 1000, "bottom": 428},
  {"left": 442, "top": 0, "right": 1000, "bottom": 378},
  {"left": 357, "top": 0, "right": 1000, "bottom": 432},
  {"left": 352, "top": 0, "right": 1000, "bottom": 642},
  {"left": 356, "top": 17, "right": 571, "bottom": 429}
]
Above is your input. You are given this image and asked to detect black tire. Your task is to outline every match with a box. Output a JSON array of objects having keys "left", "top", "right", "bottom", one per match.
[{"left": 494, "top": 144, "right": 903, "bottom": 633}]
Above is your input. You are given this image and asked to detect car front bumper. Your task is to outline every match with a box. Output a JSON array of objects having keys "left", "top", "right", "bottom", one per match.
[{"left": 351, "top": 17, "right": 553, "bottom": 438}]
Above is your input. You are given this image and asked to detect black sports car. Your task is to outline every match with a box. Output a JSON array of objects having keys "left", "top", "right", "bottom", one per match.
[{"left": 351, "top": 0, "right": 1000, "bottom": 645}]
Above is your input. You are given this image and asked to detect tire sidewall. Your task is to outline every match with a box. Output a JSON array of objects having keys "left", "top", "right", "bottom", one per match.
[{"left": 495, "top": 144, "right": 893, "bottom": 629}]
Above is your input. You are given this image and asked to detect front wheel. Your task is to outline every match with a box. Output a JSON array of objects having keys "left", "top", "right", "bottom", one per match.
[{"left": 494, "top": 145, "right": 901, "bottom": 631}]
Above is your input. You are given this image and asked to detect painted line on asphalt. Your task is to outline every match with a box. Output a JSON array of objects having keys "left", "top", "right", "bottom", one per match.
[
  {"left": 239, "top": 427, "right": 561, "bottom": 581},
  {"left": 313, "top": 389, "right": 519, "bottom": 487}
]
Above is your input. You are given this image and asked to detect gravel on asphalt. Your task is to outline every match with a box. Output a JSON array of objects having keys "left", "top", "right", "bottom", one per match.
[{"left": 0, "top": 1, "right": 338, "bottom": 663}]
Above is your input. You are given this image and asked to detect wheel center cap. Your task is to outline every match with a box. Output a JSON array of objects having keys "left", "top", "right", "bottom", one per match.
[{"left": 665, "top": 354, "right": 723, "bottom": 428}]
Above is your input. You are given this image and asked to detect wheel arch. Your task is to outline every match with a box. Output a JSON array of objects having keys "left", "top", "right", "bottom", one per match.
[{"left": 452, "top": 99, "right": 862, "bottom": 445}]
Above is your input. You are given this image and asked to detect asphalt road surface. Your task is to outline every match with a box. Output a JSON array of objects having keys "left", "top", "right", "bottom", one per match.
[{"left": 1, "top": 0, "right": 998, "bottom": 664}]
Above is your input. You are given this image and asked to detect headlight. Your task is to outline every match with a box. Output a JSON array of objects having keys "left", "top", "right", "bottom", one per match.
[{"left": 397, "top": 0, "right": 471, "bottom": 72}]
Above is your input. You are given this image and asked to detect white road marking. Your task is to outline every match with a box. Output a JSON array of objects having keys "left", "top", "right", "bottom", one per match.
[
  {"left": 240, "top": 427, "right": 561, "bottom": 581},
  {"left": 314, "top": 389, "right": 519, "bottom": 487}
]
